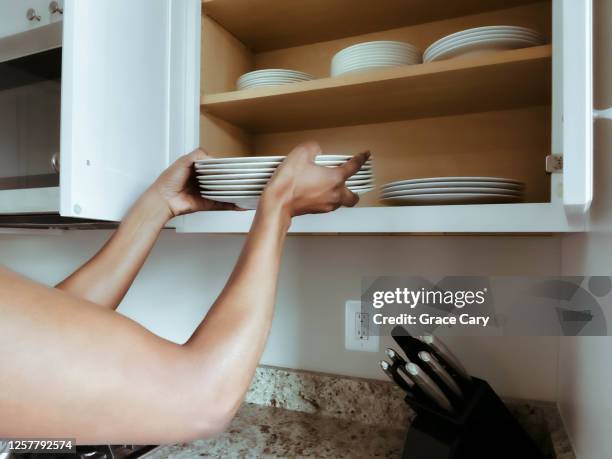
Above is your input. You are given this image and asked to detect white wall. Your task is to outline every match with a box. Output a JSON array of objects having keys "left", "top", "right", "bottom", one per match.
[
  {"left": 0, "top": 231, "right": 560, "bottom": 401},
  {"left": 557, "top": 1, "right": 612, "bottom": 458}
]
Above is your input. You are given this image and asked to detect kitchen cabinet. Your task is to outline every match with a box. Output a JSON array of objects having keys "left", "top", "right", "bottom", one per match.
[
  {"left": 0, "top": 0, "right": 598, "bottom": 233},
  {"left": 179, "top": 0, "right": 595, "bottom": 234},
  {"left": 0, "top": 0, "right": 200, "bottom": 222}
]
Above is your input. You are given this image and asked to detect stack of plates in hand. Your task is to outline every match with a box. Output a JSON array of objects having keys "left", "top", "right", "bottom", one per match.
[
  {"left": 380, "top": 177, "right": 524, "bottom": 205},
  {"left": 424, "top": 26, "right": 545, "bottom": 63},
  {"left": 196, "top": 155, "right": 375, "bottom": 209},
  {"left": 237, "top": 69, "right": 315, "bottom": 90},
  {"left": 331, "top": 41, "right": 421, "bottom": 77}
]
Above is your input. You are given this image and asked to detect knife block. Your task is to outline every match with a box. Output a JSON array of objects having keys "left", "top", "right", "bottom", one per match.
[{"left": 400, "top": 377, "right": 545, "bottom": 459}]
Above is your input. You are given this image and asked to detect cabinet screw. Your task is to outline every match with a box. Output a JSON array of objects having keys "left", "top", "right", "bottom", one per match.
[
  {"left": 49, "top": 1, "right": 63, "bottom": 14},
  {"left": 26, "top": 8, "right": 41, "bottom": 21}
]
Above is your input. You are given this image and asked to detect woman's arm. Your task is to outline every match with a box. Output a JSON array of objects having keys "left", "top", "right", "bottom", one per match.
[
  {"left": 1, "top": 142, "right": 369, "bottom": 444},
  {"left": 55, "top": 150, "right": 235, "bottom": 310}
]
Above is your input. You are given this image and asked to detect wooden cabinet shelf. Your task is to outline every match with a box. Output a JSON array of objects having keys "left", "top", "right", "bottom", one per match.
[
  {"left": 201, "top": 45, "right": 551, "bottom": 134},
  {"left": 202, "top": 0, "right": 541, "bottom": 52}
]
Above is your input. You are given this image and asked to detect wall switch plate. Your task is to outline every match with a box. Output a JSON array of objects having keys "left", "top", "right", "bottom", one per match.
[{"left": 345, "top": 300, "right": 379, "bottom": 352}]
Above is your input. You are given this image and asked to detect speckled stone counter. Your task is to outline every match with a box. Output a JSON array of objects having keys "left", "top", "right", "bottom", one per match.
[{"left": 143, "top": 366, "right": 575, "bottom": 459}]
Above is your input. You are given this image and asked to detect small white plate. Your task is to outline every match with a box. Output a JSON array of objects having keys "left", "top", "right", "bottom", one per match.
[
  {"left": 425, "top": 33, "right": 543, "bottom": 60},
  {"left": 197, "top": 170, "right": 373, "bottom": 180},
  {"left": 426, "top": 37, "right": 543, "bottom": 63},
  {"left": 197, "top": 168, "right": 277, "bottom": 175},
  {"left": 382, "top": 177, "right": 522, "bottom": 189},
  {"left": 382, "top": 181, "right": 523, "bottom": 193},
  {"left": 381, "top": 193, "right": 522, "bottom": 205},
  {"left": 381, "top": 187, "right": 522, "bottom": 198},
  {"left": 196, "top": 161, "right": 372, "bottom": 169}
]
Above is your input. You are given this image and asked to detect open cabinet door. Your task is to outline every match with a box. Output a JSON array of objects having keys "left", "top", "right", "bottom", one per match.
[
  {"left": 560, "top": 0, "right": 594, "bottom": 220},
  {"left": 60, "top": 0, "right": 200, "bottom": 221}
]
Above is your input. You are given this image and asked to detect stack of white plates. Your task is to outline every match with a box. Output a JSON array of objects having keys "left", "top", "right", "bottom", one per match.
[
  {"left": 424, "top": 26, "right": 545, "bottom": 63},
  {"left": 196, "top": 155, "right": 375, "bottom": 209},
  {"left": 380, "top": 177, "right": 525, "bottom": 205},
  {"left": 331, "top": 41, "right": 421, "bottom": 77},
  {"left": 237, "top": 69, "right": 315, "bottom": 90}
]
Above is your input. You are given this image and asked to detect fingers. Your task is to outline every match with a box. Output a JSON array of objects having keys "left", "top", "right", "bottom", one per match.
[
  {"left": 337, "top": 151, "right": 371, "bottom": 180},
  {"left": 289, "top": 141, "right": 322, "bottom": 163},
  {"left": 340, "top": 187, "right": 360, "bottom": 208},
  {"left": 180, "top": 148, "right": 210, "bottom": 167}
]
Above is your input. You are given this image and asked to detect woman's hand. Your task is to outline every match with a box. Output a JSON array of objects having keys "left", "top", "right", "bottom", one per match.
[
  {"left": 149, "top": 149, "right": 238, "bottom": 218},
  {"left": 262, "top": 142, "right": 370, "bottom": 218}
]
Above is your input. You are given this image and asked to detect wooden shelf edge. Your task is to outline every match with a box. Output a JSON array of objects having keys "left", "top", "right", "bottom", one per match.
[{"left": 202, "top": 45, "right": 552, "bottom": 107}]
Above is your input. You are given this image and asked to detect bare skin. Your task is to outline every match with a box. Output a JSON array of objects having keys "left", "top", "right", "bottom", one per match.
[{"left": 0, "top": 142, "right": 369, "bottom": 444}]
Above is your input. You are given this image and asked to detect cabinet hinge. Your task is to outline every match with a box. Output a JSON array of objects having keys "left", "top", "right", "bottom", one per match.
[{"left": 545, "top": 155, "right": 563, "bottom": 173}]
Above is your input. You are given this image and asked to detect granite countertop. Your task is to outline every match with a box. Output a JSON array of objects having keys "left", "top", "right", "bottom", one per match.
[
  {"left": 143, "top": 366, "right": 575, "bottom": 459},
  {"left": 144, "top": 403, "right": 405, "bottom": 459}
]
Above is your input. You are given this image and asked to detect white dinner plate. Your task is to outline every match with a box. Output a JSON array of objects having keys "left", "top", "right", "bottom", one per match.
[
  {"left": 426, "top": 37, "right": 543, "bottom": 63},
  {"left": 198, "top": 169, "right": 373, "bottom": 180},
  {"left": 197, "top": 160, "right": 372, "bottom": 169},
  {"left": 425, "top": 29, "right": 543, "bottom": 56},
  {"left": 201, "top": 195, "right": 261, "bottom": 209},
  {"left": 381, "top": 193, "right": 523, "bottom": 205},
  {"left": 382, "top": 181, "right": 523, "bottom": 193},
  {"left": 381, "top": 187, "right": 522, "bottom": 198},
  {"left": 425, "top": 26, "right": 543, "bottom": 53},
  {"left": 334, "top": 51, "right": 421, "bottom": 64},
  {"left": 238, "top": 69, "right": 313, "bottom": 82},
  {"left": 333, "top": 41, "right": 419, "bottom": 58},
  {"left": 202, "top": 186, "right": 375, "bottom": 209},
  {"left": 381, "top": 177, "right": 522, "bottom": 189},
  {"left": 196, "top": 155, "right": 357, "bottom": 165},
  {"left": 425, "top": 34, "right": 543, "bottom": 61},
  {"left": 200, "top": 179, "right": 374, "bottom": 191},
  {"left": 426, "top": 33, "right": 542, "bottom": 58},
  {"left": 197, "top": 168, "right": 278, "bottom": 175}
]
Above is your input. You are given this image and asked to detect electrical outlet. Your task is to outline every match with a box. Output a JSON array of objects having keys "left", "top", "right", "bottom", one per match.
[{"left": 345, "top": 300, "right": 379, "bottom": 352}]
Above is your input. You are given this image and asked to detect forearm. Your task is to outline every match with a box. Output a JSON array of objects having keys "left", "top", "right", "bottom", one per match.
[
  {"left": 56, "top": 189, "right": 171, "bottom": 309},
  {"left": 184, "top": 198, "right": 290, "bottom": 419}
]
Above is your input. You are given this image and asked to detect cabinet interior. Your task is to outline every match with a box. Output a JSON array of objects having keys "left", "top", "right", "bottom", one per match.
[{"left": 200, "top": 1, "right": 552, "bottom": 208}]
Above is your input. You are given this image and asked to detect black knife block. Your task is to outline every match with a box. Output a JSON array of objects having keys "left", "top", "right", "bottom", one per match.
[{"left": 400, "top": 377, "right": 545, "bottom": 459}]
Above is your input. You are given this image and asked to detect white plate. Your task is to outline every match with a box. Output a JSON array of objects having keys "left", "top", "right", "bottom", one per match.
[
  {"left": 195, "top": 155, "right": 355, "bottom": 164},
  {"left": 197, "top": 168, "right": 277, "bottom": 175},
  {"left": 425, "top": 29, "right": 544, "bottom": 57},
  {"left": 334, "top": 51, "right": 421, "bottom": 64},
  {"left": 201, "top": 195, "right": 261, "bottom": 210},
  {"left": 195, "top": 159, "right": 372, "bottom": 171},
  {"left": 425, "top": 26, "right": 543, "bottom": 53},
  {"left": 381, "top": 193, "right": 523, "bottom": 205},
  {"left": 382, "top": 181, "right": 524, "bottom": 192},
  {"left": 334, "top": 41, "right": 420, "bottom": 59},
  {"left": 381, "top": 187, "right": 522, "bottom": 198},
  {"left": 238, "top": 81, "right": 310, "bottom": 90},
  {"left": 381, "top": 177, "right": 522, "bottom": 189},
  {"left": 196, "top": 172, "right": 273, "bottom": 180},
  {"left": 426, "top": 34, "right": 543, "bottom": 59},
  {"left": 238, "top": 69, "right": 314, "bottom": 81},
  {"left": 197, "top": 169, "right": 373, "bottom": 180},
  {"left": 238, "top": 77, "right": 313, "bottom": 86},
  {"left": 425, "top": 34, "right": 543, "bottom": 60},
  {"left": 198, "top": 178, "right": 270, "bottom": 189},
  {"left": 426, "top": 37, "right": 543, "bottom": 63},
  {"left": 200, "top": 178, "right": 374, "bottom": 190},
  {"left": 425, "top": 34, "right": 543, "bottom": 61}
]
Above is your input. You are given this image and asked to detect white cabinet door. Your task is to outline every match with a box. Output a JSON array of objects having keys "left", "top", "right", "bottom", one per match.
[
  {"left": 60, "top": 0, "right": 200, "bottom": 221},
  {"left": 558, "top": 0, "right": 594, "bottom": 220}
]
